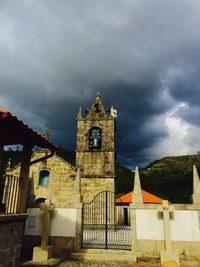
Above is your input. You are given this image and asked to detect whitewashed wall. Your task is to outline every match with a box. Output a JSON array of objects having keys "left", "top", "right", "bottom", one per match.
[
  {"left": 136, "top": 210, "right": 200, "bottom": 241},
  {"left": 25, "top": 208, "right": 77, "bottom": 237}
]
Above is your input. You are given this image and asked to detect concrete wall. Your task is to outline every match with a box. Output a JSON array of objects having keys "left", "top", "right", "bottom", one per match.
[
  {"left": 25, "top": 208, "right": 77, "bottom": 237},
  {"left": 0, "top": 215, "right": 27, "bottom": 267},
  {"left": 23, "top": 208, "right": 79, "bottom": 256},
  {"left": 136, "top": 209, "right": 200, "bottom": 241},
  {"left": 131, "top": 204, "right": 200, "bottom": 259}
]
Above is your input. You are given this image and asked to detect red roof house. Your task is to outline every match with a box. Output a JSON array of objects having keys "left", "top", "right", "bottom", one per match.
[{"left": 116, "top": 190, "right": 163, "bottom": 204}]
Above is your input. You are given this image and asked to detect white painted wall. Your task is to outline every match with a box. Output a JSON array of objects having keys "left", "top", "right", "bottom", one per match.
[
  {"left": 25, "top": 208, "right": 77, "bottom": 237},
  {"left": 136, "top": 210, "right": 200, "bottom": 241}
]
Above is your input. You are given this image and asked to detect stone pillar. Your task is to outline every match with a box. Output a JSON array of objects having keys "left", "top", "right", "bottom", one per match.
[
  {"left": 73, "top": 168, "right": 82, "bottom": 203},
  {"left": 130, "top": 204, "right": 138, "bottom": 255},
  {"left": 158, "top": 200, "right": 179, "bottom": 267},
  {"left": 33, "top": 201, "right": 55, "bottom": 262},
  {"left": 192, "top": 165, "right": 200, "bottom": 204},
  {"left": 73, "top": 168, "right": 83, "bottom": 250},
  {"left": 132, "top": 167, "right": 143, "bottom": 204},
  {"left": 130, "top": 167, "right": 144, "bottom": 258},
  {"left": 73, "top": 203, "right": 83, "bottom": 250},
  {"left": 192, "top": 165, "right": 200, "bottom": 258},
  {"left": 17, "top": 144, "right": 33, "bottom": 213}
]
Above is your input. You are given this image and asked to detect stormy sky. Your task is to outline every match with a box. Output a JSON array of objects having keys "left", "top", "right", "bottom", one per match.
[{"left": 1, "top": 1, "right": 200, "bottom": 168}]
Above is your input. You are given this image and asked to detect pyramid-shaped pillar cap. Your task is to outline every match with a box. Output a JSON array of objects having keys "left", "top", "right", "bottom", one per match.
[
  {"left": 132, "top": 166, "right": 143, "bottom": 204},
  {"left": 77, "top": 106, "right": 83, "bottom": 120},
  {"left": 192, "top": 165, "right": 200, "bottom": 204}
]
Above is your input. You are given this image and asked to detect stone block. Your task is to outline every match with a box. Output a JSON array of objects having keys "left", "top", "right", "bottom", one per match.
[
  {"left": 184, "top": 241, "right": 200, "bottom": 259},
  {"left": 172, "top": 241, "right": 185, "bottom": 255},
  {"left": 160, "top": 251, "right": 180, "bottom": 267},
  {"left": 156, "top": 240, "right": 165, "bottom": 253},
  {"left": 32, "top": 246, "right": 54, "bottom": 262},
  {"left": 138, "top": 240, "right": 157, "bottom": 256}
]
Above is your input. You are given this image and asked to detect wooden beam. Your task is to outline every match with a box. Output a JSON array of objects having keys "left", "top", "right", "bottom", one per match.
[
  {"left": 17, "top": 144, "right": 33, "bottom": 213},
  {"left": 0, "top": 144, "right": 4, "bottom": 202}
]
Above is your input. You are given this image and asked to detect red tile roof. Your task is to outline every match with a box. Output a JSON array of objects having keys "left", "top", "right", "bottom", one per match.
[{"left": 116, "top": 190, "right": 163, "bottom": 204}]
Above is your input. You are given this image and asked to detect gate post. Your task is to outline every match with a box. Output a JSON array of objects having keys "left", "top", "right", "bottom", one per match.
[
  {"left": 130, "top": 167, "right": 143, "bottom": 256},
  {"left": 74, "top": 203, "right": 83, "bottom": 250},
  {"left": 130, "top": 204, "right": 138, "bottom": 253},
  {"left": 73, "top": 169, "right": 83, "bottom": 250}
]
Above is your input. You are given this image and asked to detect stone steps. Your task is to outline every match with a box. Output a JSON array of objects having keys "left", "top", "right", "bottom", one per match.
[{"left": 71, "top": 249, "right": 137, "bottom": 262}]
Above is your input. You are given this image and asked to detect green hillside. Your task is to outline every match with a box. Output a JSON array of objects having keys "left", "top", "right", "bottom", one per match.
[{"left": 139, "top": 154, "right": 199, "bottom": 203}]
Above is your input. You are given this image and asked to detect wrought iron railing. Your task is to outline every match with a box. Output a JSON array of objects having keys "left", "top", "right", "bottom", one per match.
[{"left": 1, "top": 175, "right": 22, "bottom": 214}]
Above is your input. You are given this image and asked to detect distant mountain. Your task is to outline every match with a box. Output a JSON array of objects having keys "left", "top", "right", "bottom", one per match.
[
  {"left": 139, "top": 154, "right": 200, "bottom": 203},
  {"left": 145, "top": 154, "right": 200, "bottom": 170}
]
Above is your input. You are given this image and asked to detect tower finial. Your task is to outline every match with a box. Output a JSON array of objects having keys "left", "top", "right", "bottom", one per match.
[
  {"left": 77, "top": 106, "right": 83, "bottom": 119},
  {"left": 96, "top": 92, "right": 101, "bottom": 97}
]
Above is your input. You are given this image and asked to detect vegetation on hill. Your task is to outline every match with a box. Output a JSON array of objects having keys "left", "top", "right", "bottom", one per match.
[
  {"left": 115, "top": 164, "right": 134, "bottom": 197},
  {"left": 57, "top": 147, "right": 76, "bottom": 166}
]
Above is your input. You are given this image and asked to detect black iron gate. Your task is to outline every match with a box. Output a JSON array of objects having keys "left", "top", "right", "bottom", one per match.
[{"left": 82, "top": 191, "right": 131, "bottom": 250}]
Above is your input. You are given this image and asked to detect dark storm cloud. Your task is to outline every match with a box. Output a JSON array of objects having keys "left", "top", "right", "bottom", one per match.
[{"left": 1, "top": 0, "right": 200, "bottom": 167}]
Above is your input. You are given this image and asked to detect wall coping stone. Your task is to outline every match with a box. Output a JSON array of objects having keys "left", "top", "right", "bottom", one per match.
[
  {"left": 130, "top": 203, "right": 200, "bottom": 211},
  {"left": 0, "top": 213, "right": 28, "bottom": 224}
]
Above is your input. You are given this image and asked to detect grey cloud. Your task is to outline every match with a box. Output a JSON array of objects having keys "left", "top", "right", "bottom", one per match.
[{"left": 1, "top": 1, "right": 200, "bottom": 167}]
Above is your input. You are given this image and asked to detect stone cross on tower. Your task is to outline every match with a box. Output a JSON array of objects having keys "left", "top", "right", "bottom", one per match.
[
  {"left": 158, "top": 200, "right": 179, "bottom": 267},
  {"left": 43, "top": 130, "right": 53, "bottom": 141}
]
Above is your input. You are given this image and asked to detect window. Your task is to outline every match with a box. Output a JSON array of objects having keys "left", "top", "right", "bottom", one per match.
[
  {"left": 38, "top": 170, "right": 49, "bottom": 186},
  {"left": 28, "top": 216, "right": 37, "bottom": 228},
  {"left": 89, "top": 127, "right": 102, "bottom": 150}
]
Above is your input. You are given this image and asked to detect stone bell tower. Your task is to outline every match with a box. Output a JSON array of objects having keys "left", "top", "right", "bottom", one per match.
[{"left": 76, "top": 92, "right": 117, "bottom": 202}]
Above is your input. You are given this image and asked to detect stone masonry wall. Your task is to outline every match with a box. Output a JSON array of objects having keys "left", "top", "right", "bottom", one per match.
[
  {"left": 76, "top": 117, "right": 116, "bottom": 202},
  {"left": 76, "top": 119, "right": 115, "bottom": 178},
  {"left": 81, "top": 177, "right": 115, "bottom": 203},
  {"left": 76, "top": 151, "right": 115, "bottom": 177},
  {"left": 8, "top": 152, "right": 77, "bottom": 208},
  {"left": 0, "top": 216, "right": 26, "bottom": 267}
]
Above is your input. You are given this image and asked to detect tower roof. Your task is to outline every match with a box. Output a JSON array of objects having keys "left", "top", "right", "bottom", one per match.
[{"left": 77, "top": 106, "right": 83, "bottom": 120}]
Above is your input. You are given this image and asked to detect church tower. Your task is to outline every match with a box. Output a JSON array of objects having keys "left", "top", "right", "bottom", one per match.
[{"left": 76, "top": 93, "right": 117, "bottom": 202}]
